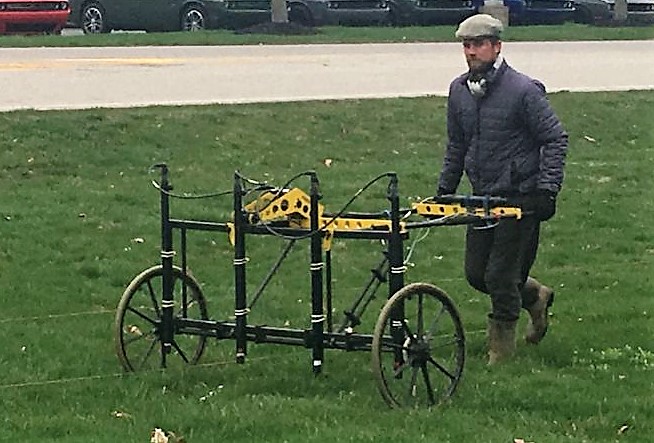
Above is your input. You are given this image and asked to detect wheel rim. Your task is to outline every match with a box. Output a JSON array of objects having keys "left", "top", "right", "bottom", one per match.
[
  {"left": 115, "top": 266, "right": 209, "bottom": 371},
  {"left": 82, "top": 7, "right": 104, "bottom": 34},
  {"left": 372, "top": 283, "right": 465, "bottom": 408},
  {"left": 182, "top": 9, "right": 205, "bottom": 31}
]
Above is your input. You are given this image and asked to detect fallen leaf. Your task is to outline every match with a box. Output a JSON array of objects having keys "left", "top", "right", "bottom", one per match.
[
  {"left": 584, "top": 135, "right": 596, "bottom": 143},
  {"left": 111, "top": 410, "right": 131, "bottom": 419},
  {"left": 151, "top": 428, "right": 168, "bottom": 443},
  {"left": 323, "top": 158, "right": 333, "bottom": 167}
]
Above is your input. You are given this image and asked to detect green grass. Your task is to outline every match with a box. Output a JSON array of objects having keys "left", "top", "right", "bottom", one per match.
[
  {"left": 0, "top": 22, "right": 653, "bottom": 47},
  {"left": 1, "top": 91, "right": 654, "bottom": 442}
]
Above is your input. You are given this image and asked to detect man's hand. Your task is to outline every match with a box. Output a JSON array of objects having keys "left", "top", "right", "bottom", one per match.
[{"left": 535, "top": 190, "right": 557, "bottom": 221}]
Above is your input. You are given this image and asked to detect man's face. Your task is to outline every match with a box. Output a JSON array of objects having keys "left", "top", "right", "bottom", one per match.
[{"left": 463, "top": 38, "right": 502, "bottom": 74}]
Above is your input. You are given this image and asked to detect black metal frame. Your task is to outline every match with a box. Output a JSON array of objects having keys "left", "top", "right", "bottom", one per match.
[{"left": 154, "top": 164, "right": 413, "bottom": 373}]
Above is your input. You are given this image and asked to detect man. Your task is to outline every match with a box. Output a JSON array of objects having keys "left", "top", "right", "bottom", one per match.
[{"left": 437, "top": 14, "right": 568, "bottom": 365}]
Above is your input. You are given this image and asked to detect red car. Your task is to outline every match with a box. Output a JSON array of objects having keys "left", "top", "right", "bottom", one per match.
[{"left": 0, "top": 0, "right": 70, "bottom": 34}]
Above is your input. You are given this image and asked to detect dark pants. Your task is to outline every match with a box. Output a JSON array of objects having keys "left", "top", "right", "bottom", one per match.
[{"left": 464, "top": 216, "right": 541, "bottom": 322}]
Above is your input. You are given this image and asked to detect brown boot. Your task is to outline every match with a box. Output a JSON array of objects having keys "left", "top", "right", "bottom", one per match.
[
  {"left": 487, "top": 318, "right": 517, "bottom": 365},
  {"left": 524, "top": 279, "right": 555, "bottom": 345}
]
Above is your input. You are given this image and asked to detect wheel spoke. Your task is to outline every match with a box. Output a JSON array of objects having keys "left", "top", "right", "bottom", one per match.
[
  {"left": 425, "top": 304, "right": 447, "bottom": 340},
  {"left": 416, "top": 292, "right": 424, "bottom": 336},
  {"left": 393, "top": 360, "right": 409, "bottom": 378},
  {"left": 136, "top": 336, "right": 159, "bottom": 370},
  {"left": 421, "top": 364, "right": 436, "bottom": 406},
  {"left": 171, "top": 339, "right": 190, "bottom": 363},
  {"left": 409, "top": 366, "right": 419, "bottom": 398},
  {"left": 401, "top": 318, "right": 415, "bottom": 339},
  {"left": 127, "top": 306, "right": 157, "bottom": 325},
  {"left": 427, "top": 356, "right": 456, "bottom": 381},
  {"left": 431, "top": 336, "right": 463, "bottom": 350},
  {"left": 146, "top": 280, "right": 161, "bottom": 317}
]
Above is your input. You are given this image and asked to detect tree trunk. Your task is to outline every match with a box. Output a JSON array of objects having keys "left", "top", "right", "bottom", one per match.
[
  {"left": 613, "top": 0, "right": 628, "bottom": 23},
  {"left": 271, "top": 0, "right": 289, "bottom": 23}
]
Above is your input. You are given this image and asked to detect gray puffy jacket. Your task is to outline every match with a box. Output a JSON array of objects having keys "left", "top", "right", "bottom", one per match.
[{"left": 438, "top": 61, "right": 568, "bottom": 196}]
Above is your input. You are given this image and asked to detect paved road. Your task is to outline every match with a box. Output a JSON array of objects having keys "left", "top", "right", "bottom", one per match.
[{"left": 0, "top": 40, "right": 653, "bottom": 111}]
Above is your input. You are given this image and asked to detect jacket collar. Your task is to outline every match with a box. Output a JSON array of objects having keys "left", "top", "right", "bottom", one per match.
[{"left": 458, "top": 56, "right": 507, "bottom": 86}]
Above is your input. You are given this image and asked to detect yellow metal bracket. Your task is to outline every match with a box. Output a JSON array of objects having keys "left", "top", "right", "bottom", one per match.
[
  {"left": 412, "top": 202, "right": 522, "bottom": 219},
  {"left": 244, "top": 188, "right": 324, "bottom": 223},
  {"left": 319, "top": 217, "right": 406, "bottom": 251}
]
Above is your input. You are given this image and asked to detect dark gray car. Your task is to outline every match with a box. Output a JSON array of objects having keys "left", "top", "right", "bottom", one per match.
[
  {"left": 573, "top": 0, "right": 611, "bottom": 23},
  {"left": 68, "top": 0, "right": 390, "bottom": 33}
]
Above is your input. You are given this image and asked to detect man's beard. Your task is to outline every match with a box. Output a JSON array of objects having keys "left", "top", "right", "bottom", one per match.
[{"left": 467, "top": 59, "right": 496, "bottom": 76}]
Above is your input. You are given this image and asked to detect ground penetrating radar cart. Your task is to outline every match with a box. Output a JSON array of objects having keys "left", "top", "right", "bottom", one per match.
[{"left": 115, "top": 164, "right": 521, "bottom": 408}]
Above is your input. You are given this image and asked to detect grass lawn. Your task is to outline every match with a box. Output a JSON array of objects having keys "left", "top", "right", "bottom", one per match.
[
  {"left": 0, "top": 22, "right": 653, "bottom": 47},
  {"left": 1, "top": 90, "right": 653, "bottom": 442}
]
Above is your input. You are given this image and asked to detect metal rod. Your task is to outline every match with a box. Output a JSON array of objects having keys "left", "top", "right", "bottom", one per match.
[
  {"left": 337, "top": 255, "right": 388, "bottom": 333},
  {"left": 233, "top": 172, "right": 248, "bottom": 364},
  {"left": 181, "top": 228, "right": 187, "bottom": 318},
  {"left": 386, "top": 173, "right": 405, "bottom": 367},
  {"left": 248, "top": 239, "right": 296, "bottom": 310},
  {"left": 326, "top": 250, "right": 333, "bottom": 333},
  {"left": 158, "top": 163, "right": 173, "bottom": 369},
  {"left": 309, "top": 172, "right": 324, "bottom": 374}
]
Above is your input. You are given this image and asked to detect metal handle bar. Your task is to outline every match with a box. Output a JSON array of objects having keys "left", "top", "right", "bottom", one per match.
[{"left": 430, "top": 194, "right": 509, "bottom": 207}]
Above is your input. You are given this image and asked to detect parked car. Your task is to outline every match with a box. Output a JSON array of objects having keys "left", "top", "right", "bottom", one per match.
[
  {"left": 572, "top": 0, "right": 611, "bottom": 23},
  {"left": 388, "top": 0, "right": 476, "bottom": 26},
  {"left": 0, "top": 0, "right": 70, "bottom": 34},
  {"left": 389, "top": 0, "right": 574, "bottom": 26},
  {"left": 602, "top": 0, "right": 654, "bottom": 23},
  {"left": 68, "top": 0, "right": 389, "bottom": 33},
  {"left": 505, "top": 0, "right": 576, "bottom": 24}
]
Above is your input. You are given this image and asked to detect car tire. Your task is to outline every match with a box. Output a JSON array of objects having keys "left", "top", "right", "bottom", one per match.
[
  {"left": 386, "top": 4, "right": 400, "bottom": 26},
  {"left": 180, "top": 5, "right": 207, "bottom": 31},
  {"left": 81, "top": 2, "right": 110, "bottom": 34},
  {"left": 287, "top": 3, "right": 313, "bottom": 27},
  {"left": 574, "top": 5, "right": 594, "bottom": 24}
]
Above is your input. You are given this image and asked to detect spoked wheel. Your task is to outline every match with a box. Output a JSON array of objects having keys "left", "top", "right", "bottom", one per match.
[
  {"left": 180, "top": 6, "right": 207, "bottom": 31},
  {"left": 372, "top": 283, "right": 465, "bottom": 408},
  {"left": 81, "top": 2, "right": 110, "bottom": 34},
  {"left": 115, "top": 265, "right": 209, "bottom": 371}
]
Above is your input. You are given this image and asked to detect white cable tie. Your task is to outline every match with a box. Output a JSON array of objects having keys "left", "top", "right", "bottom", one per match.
[
  {"left": 311, "top": 314, "right": 326, "bottom": 324},
  {"left": 310, "top": 262, "right": 325, "bottom": 271},
  {"left": 233, "top": 257, "right": 249, "bottom": 266},
  {"left": 313, "top": 360, "right": 322, "bottom": 367},
  {"left": 160, "top": 250, "right": 176, "bottom": 258},
  {"left": 161, "top": 300, "right": 175, "bottom": 309},
  {"left": 234, "top": 308, "right": 250, "bottom": 317},
  {"left": 391, "top": 320, "right": 403, "bottom": 328},
  {"left": 390, "top": 266, "right": 407, "bottom": 274}
]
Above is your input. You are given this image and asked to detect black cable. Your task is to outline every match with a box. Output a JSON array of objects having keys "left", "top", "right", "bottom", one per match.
[{"left": 256, "top": 172, "right": 396, "bottom": 241}]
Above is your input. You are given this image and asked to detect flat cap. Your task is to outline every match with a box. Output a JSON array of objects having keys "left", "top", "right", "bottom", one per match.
[{"left": 455, "top": 14, "right": 503, "bottom": 39}]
